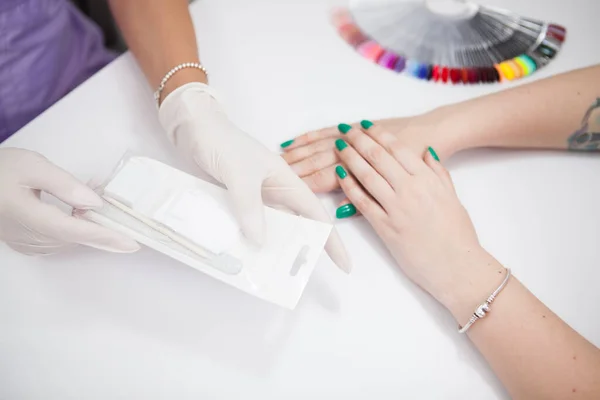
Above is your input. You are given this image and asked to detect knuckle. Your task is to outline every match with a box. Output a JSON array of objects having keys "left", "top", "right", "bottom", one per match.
[
  {"left": 353, "top": 195, "right": 371, "bottom": 211},
  {"left": 307, "top": 169, "right": 335, "bottom": 191},
  {"left": 318, "top": 151, "right": 337, "bottom": 165},
  {"left": 307, "top": 155, "right": 324, "bottom": 171},
  {"left": 307, "top": 129, "right": 324, "bottom": 142},
  {"left": 317, "top": 139, "right": 336, "bottom": 152},
  {"left": 390, "top": 143, "right": 409, "bottom": 157},
  {"left": 346, "top": 186, "right": 369, "bottom": 209},
  {"left": 365, "top": 145, "right": 385, "bottom": 164},
  {"left": 286, "top": 149, "right": 306, "bottom": 164}
]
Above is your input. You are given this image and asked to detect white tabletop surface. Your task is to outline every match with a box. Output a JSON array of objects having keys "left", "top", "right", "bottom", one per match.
[{"left": 1, "top": 0, "right": 599, "bottom": 398}]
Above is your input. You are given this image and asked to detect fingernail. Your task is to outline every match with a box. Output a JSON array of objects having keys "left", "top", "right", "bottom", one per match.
[
  {"left": 280, "top": 139, "right": 294, "bottom": 148},
  {"left": 336, "top": 203, "right": 357, "bottom": 219},
  {"left": 338, "top": 123, "right": 352, "bottom": 134},
  {"left": 428, "top": 146, "right": 440, "bottom": 161},
  {"left": 335, "top": 139, "right": 348, "bottom": 151},
  {"left": 335, "top": 165, "right": 347, "bottom": 179},
  {"left": 360, "top": 120, "right": 373, "bottom": 129}
]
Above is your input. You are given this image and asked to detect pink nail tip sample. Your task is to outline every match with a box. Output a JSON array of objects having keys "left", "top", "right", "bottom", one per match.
[{"left": 378, "top": 51, "right": 399, "bottom": 69}]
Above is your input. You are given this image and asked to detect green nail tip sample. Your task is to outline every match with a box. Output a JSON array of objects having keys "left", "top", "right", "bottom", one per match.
[
  {"left": 280, "top": 139, "right": 294, "bottom": 148},
  {"left": 360, "top": 120, "right": 373, "bottom": 129},
  {"left": 428, "top": 146, "right": 440, "bottom": 161},
  {"left": 338, "top": 123, "right": 352, "bottom": 134},
  {"left": 336, "top": 204, "right": 357, "bottom": 219},
  {"left": 335, "top": 165, "right": 347, "bottom": 179},
  {"left": 335, "top": 139, "right": 348, "bottom": 151}
]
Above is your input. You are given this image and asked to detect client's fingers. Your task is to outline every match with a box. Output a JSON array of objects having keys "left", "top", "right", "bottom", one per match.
[
  {"left": 289, "top": 151, "right": 339, "bottom": 178},
  {"left": 339, "top": 126, "right": 407, "bottom": 189},
  {"left": 301, "top": 164, "right": 340, "bottom": 193},
  {"left": 358, "top": 120, "right": 398, "bottom": 148},
  {"left": 281, "top": 138, "right": 337, "bottom": 165},
  {"left": 359, "top": 120, "right": 429, "bottom": 176},
  {"left": 424, "top": 146, "right": 455, "bottom": 192},
  {"left": 280, "top": 124, "right": 350, "bottom": 151},
  {"left": 335, "top": 197, "right": 361, "bottom": 219},
  {"left": 335, "top": 165, "right": 386, "bottom": 224},
  {"left": 335, "top": 138, "right": 396, "bottom": 210}
]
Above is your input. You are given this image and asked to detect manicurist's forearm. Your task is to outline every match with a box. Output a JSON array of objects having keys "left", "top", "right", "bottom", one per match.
[
  {"left": 444, "top": 250, "right": 600, "bottom": 399},
  {"left": 438, "top": 65, "right": 600, "bottom": 152},
  {"left": 108, "top": 0, "right": 207, "bottom": 101}
]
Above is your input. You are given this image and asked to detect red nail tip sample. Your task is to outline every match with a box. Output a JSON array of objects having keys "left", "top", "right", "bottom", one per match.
[{"left": 441, "top": 67, "right": 449, "bottom": 83}]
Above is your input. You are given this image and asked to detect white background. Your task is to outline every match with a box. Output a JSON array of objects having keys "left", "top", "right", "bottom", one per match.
[{"left": 1, "top": 0, "right": 599, "bottom": 399}]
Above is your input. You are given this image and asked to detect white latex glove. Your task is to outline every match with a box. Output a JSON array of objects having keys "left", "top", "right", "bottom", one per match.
[
  {"left": 159, "top": 83, "right": 351, "bottom": 272},
  {"left": 0, "top": 148, "right": 140, "bottom": 255}
]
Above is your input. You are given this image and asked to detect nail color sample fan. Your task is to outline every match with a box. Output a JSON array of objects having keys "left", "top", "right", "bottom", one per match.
[{"left": 332, "top": 0, "right": 567, "bottom": 84}]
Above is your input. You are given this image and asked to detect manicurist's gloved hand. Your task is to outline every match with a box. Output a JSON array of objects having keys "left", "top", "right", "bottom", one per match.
[
  {"left": 159, "top": 83, "right": 351, "bottom": 273},
  {"left": 0, "top": 148, "right": 140, "bottom": 255}
]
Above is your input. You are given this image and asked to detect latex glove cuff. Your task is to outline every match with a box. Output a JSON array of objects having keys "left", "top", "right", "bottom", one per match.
[{"left": 158, "top": 82, "right": 225, "bottom": 145}]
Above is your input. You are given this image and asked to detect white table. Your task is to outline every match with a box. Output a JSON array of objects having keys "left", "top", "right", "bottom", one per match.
[{"left": 1, "top": 0, "right": 599, "bottom": 398}]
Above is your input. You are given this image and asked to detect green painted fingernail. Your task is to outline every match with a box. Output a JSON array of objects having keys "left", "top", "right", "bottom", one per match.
[
  {"left": 428, "top": 146, "right": 440, "bottom": 161},
  {"left": 280, "top": 139, "right": 294, "bottom": 148},
  {"left": 338, "top": 123, "right": 352, "bottom": 134},
  {"left": 335, "top": 139, "right": 348, "bottom": 151},
  {"left": 335, "top": 165, "right": 347, "bottom": 179},
  {"left": 360, "top": 120, "right": 373, "bottom": 129},
  {"left": 336, "top": 204, "right": 357, "bottom": 219}
]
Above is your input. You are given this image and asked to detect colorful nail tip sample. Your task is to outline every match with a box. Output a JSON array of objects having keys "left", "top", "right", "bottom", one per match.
[
  {"left": 336, "top": 203, "right": 357, "bottom": 219},
  {"left": 280, "top": 139, "right": 294, "bottom": 148},
  {"left": 378, "top": 51, "right": 399, "bottom": 69},
  {"left": 331, "top": 4, "right": 566, "bottom": 86}
]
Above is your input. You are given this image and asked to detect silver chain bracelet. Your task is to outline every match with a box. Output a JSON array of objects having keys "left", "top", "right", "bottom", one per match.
[
  {"left": 154, "top": 62, "right": 208, "bottom": 107},
  {"left": 458, "top": 268, "right": 512, "bottom": 333}
]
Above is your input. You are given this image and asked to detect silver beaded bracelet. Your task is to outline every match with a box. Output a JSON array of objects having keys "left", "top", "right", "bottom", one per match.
[
  {"left": 154, "top": 62, "right": 208, "bottom": 106},
  {"left": 458, "top": 268, "right": 512, "bottom": 333}
]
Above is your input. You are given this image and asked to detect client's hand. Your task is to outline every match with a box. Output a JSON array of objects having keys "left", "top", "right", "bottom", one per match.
[
  {"left": 159, "top": 83, "right": 351, "bottom": 272},
  {"left": 281, "top": 111, "right": 468, "bottom": 218},
  {"left": 331, "top": 123, "right": 500, "bottom": 307}
]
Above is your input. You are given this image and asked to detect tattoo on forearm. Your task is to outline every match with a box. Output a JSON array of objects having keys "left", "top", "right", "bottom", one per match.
[{"left": 567, "top": 98, "right": 600, "bottom": 151}]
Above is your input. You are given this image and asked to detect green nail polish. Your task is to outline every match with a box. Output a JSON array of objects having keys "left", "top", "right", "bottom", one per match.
[
  {"left": 335, "top": 139, "right": 348, "bottom": 151},
  {"left": 338, "top": 123, "right": 352, "bottom": 134},
  {"left": 360, "top": 120, "right": 373, "bottom": 129},
  {"left": 335, "top": 165, "right": 347, "bottom": 179},
  {"left": 428, "top": 146, "right": 440, "bottom": 161},
  {"left": 336, "top": 204, "right": 357, "bottom": 219},
  {"left": 280, "top": 139, "right": 294, "bottom": 148}
]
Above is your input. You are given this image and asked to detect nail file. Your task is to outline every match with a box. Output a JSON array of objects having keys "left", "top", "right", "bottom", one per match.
[{"left": 79, "top": 156, "right": 333, "bottom": 309}]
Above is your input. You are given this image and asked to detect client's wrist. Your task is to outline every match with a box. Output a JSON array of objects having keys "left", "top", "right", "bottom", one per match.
[
  {"left": 435, "top": 248, "right": 507, "bottom": 325},
  {"left": 426, "top": 104, "right": 483, "bottom": 156}
]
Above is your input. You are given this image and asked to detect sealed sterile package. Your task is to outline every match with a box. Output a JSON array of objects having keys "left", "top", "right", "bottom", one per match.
[{"left": 78, "top": 155, "right": 332, "bottom": 309}]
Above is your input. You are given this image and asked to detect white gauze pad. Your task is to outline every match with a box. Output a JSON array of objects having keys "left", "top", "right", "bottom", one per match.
[{"left": 79, "top": 156, "right": 332, "bottom": 309}]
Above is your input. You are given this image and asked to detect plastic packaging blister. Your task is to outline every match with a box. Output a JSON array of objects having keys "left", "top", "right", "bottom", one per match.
[{"left": 77, "top": 154, "right": 332, "bottom": 309}]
